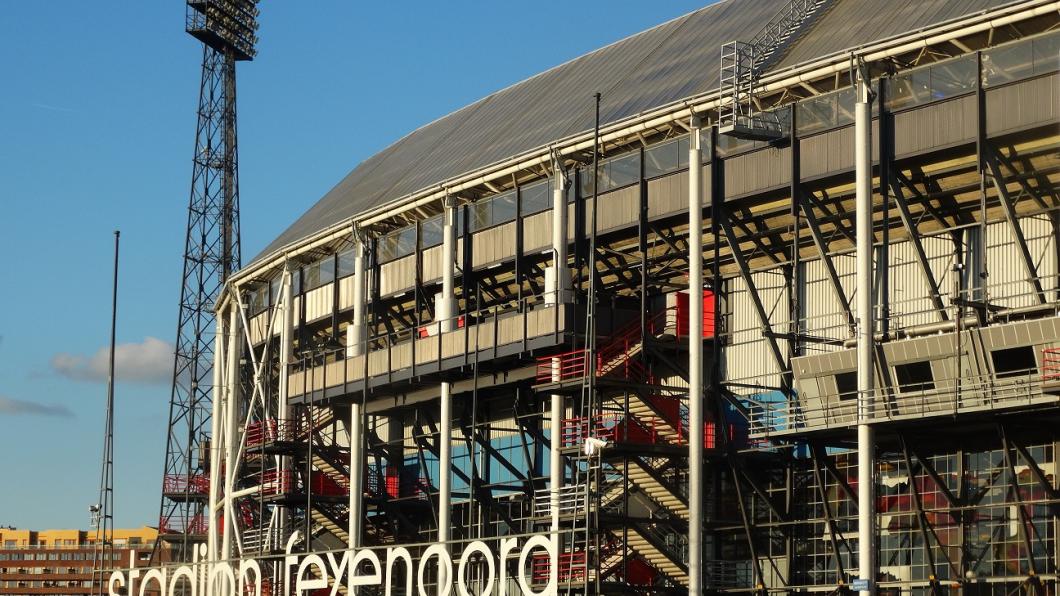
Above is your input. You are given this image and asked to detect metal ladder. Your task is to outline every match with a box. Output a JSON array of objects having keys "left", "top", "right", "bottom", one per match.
[{"left": 719, "top": 0, "right": 832, "bottom": 139}]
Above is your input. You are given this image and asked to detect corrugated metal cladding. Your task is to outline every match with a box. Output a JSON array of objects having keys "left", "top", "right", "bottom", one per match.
[
  {"left": 738, "top": 213, "right": 1058, "bottom": 387},
  {"left": 801, "top": 250, "right": 856, "bottom": 351},
  {"left": 724, "top": 269, "right": 790, "bottom": 392},
  {"left": 253, "top": 0, "right": 1022, "bottom": 264},
  {"left": 987, "top": 215, "right": 1058, "bottom": 308}
]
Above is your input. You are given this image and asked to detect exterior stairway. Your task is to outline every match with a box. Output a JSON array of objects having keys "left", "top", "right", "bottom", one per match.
[
  {"left": 601, "top": 458, "right": 687, "bottom": 520},
  {"left": 626, "top": 392, "right": 684, "bottom": 444},
  {"left": 614, "top": 524, "right": 689, "bottom": 587}
]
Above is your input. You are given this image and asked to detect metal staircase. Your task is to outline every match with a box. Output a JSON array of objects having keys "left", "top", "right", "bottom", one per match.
[
  {"left": 616, "top": 523, "right": 689, "bottom": 586},
  {"left": 719, "top": 0, "right": 832, "bottom": 140},
  {"left": 602, "top": 459, "right": 689, "bottom": 520}
]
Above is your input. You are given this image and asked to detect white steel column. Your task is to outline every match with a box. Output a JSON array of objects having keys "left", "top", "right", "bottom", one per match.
[
  {"left": 549, "top": 158, "right": 568, "bottom": 533},
  {"left": 437, "top": 198, "right": 458, "bottom": 545},
  {"left": 348, "top": 236, "right": 367, "bottom": 549},
  {"left": 277, "top": 269, "right": 293, "bottom": 545},
  {"left": 687, "top": 116, "right": 704, "bottom": 596},
  {"left": 222, "top": 303, "right": 241, "bottom": 560},
  {"left": 207, "top": 315, "right": 225, "bottom": 561},
  {"left": 855, "top": 69, "right": 877, "bottom": 595}
]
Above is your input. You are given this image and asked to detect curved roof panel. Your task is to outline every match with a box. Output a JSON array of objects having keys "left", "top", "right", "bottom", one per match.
[{"left": 254, "top": 0, "right": 1014, "bottom": 263}]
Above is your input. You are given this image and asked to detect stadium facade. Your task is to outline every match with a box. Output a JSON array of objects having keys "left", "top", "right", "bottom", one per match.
[{"left": 149, "top": 0, "right": 1060, "bottom": 593}]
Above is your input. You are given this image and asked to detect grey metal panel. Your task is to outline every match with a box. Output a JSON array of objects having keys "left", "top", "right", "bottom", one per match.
[
  {"left": 798, "top": 120, "right": 879, "bottom": 180},
  {"left": 647, "top": 170, "right": 688, "bottom": 219},
  {"left": 724, "top": 146, "right": 792, "bottom": 197},
  {"left": 596, "top": 185, "right": 640, "bottom": 233},
  {"left": 892, "top": 95, "right": 977, "bottom": 157},
  {"left": 800, "top": 127, "right": 853, "bottom": 179},
  {"left": 471, "top": 222, "right": 517, "bottom": 268},
  {"left": 986, "top": 73, "right": 1060, "bottom": 136},
  {"left": 253, "top": 0, "right": 1017, "bottom": 265},
  {"left": 379, "top": 254, "right": 416, "bottom": 297}
]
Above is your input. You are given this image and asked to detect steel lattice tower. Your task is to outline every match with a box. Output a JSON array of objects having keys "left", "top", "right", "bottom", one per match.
[{"left": 157, "top": 0, "right": 258, "bottom": 562}]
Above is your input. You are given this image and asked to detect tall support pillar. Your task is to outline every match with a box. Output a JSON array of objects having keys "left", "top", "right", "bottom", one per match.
[
  {"left": 437, "top": 197, "right": 458, "bottom": 547},
  {"left": 206, "top": 315, "right": 225, "bottom": 561},
  {"left": 855, "top": 67, "right": 877, "bottom": 595},
  {"left": 688, "top": 116, "right": 705, "bottom": 596},
  {"left": 222, "top": 302, "right": 242, "bottom": 559},
  {"left": 277, "top": 269, "right": 294, "bottom": 545},
  {"left": 348, "top": 235, "right": 368, "bottom": 549},
  {"left": 549, "top": 157, "right": 569, "bottom": 535}
]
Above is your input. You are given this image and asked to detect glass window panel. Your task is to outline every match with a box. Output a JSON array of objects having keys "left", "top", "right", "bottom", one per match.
[
  {"left": 420, "top": 215, "right": 443, "bottom": 248},
  {"left": 797, "top": 92, "right": 836, "bottom": 135},
  {"left": 492, "top": 191, "right": 517, "bottom": 224},
  {"left": 930, "top": 55, "right": 976, "bottom": 99},
  {"left": 398, "top": 227, "right": 416, "bottom": 255},
  {"left": 982, "top": 41, "right": 1033, "bottom": 87},
  {"left": 834, "top": 86, "right": 857, "bottom": 126},
  {"left": 318, "top": 255, "right": 335, "bottom": 286},
  {"left": 579, "top": 167, "right": 595, "bottom": 197},
  {"left": 521, "top": 180, "right": 550, "bottom": 215},
  {"left": 303, "top": 263, "right": 320, "bottom": 290},
  {"left": 1032, "top": 32, "right": 1060, "bottom": 76},
  {"left": 644, "top": 138, "right": 680, "bottom": 179},
  {"left": 677, "top": 136, "right": 690, "bottom": 169},
  {"left": 468, "top": 201, "right": 491, "bottom": 232},
  {"left": 716, "top": 133, "right": 753, "bottom": 158},
  {"left": 337, "top": 247, "right": 357, "bottom": 278},
  {"left": 377, "top": 234, "right": 398, "bottom": 262},
  {"left": 609, "top": 152, "right": 640, "bottom": 188}
]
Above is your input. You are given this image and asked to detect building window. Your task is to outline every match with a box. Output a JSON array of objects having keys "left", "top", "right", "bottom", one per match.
[
  {"left": 991, "top": 346, "right": 1037, "bottom": 379},
  {"left": 895, "top": 361, "right": 935, "bottom": 393},
  {"left": 835, "top": 371, "right": 859, "bottom": 401}
]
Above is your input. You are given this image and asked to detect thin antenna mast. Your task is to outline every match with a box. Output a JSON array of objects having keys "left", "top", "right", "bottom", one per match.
[{"left": 92, "top": 230, "right": 119, "bottom": 596}]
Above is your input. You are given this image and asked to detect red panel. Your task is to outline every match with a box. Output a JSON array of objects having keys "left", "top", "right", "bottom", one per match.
[
  {"left": 624, "top": 558, "right": 658, "bottom": 585},
  {"left": 703, "top": 289, "right": 716, "bottom": 338}
]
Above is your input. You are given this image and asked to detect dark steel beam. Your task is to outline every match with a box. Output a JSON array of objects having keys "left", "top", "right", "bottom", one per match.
[
  {"left": 800, "top": 195, "right": 857, "bottom": 334},
  {"left": 889, "top": 178, "right": 950, "bottom": 322},
  {"left": 899, "top": 436, "right": 959, "bottom": 584},
  {"left": 985, "top": 153, "right": 1047, "bottom": 305},
  {"left": 718, "top": 204, "right": 788, "bottom": 374}
]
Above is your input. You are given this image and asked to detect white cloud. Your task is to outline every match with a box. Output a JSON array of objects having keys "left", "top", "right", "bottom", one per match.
[
  {"left": 51, "top": 337, "right": 173, "bottom": 385},
  {"left": 0, "top": 395, "right": 73, "bottom": 417}
]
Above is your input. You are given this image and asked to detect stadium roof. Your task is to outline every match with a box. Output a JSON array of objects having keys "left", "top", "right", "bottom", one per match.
[{"left": 253, "top": 0, "right": 1012, "bottom": 264}]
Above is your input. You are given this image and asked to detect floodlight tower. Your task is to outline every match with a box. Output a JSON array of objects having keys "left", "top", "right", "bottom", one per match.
[{"left": 156, "top": 0, "right": 259, "bottom": 563}]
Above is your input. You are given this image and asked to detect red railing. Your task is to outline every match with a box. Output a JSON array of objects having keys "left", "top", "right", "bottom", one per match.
[
  {"left": 563, "top": 411, "right": 741, "bottom": 449},
  {"left": 159, "top": 514, "right": 207, "bottom": 535},
  {"left": 245, "top": 418, "right": 317, "bottom": 448},
  {"left": 561, "top": 413, "right": 668, "bottom": 447},
  {"left": 537, "top": 306, "right": 691, "bottom": 385},
  {"left": 257, "top": 470, "right": 351, "bottom": 496},
  {"left": 365, "top": 465, "right": 431, "bottom": 499},
  {"left": 532, "top": 550, "right": 588, "bottom": 583},
  {"left": 1044, "top": 347, "right": 1060, "bottom": 381},
  {"left": 536, "top": 348, "right": 591, "bottom": 383},
  {"left": 260, "top": 470, "right": 295, "bottom": 496},
  {"left": 162, "top": 474, "right": 210, "bottom": 495}
]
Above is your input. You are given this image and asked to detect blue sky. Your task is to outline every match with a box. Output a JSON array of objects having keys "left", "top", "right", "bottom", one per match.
[{"left": 0, "top": 1, "right": 710, "bottom": 530}]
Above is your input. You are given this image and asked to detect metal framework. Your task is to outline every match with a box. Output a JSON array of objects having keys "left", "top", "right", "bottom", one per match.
[
  {"left": 155, "top": 0, "right": 257, "bottom": 563},
  {"left": 165, "top": 4, "right": 1060, "bottom": 596}
]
